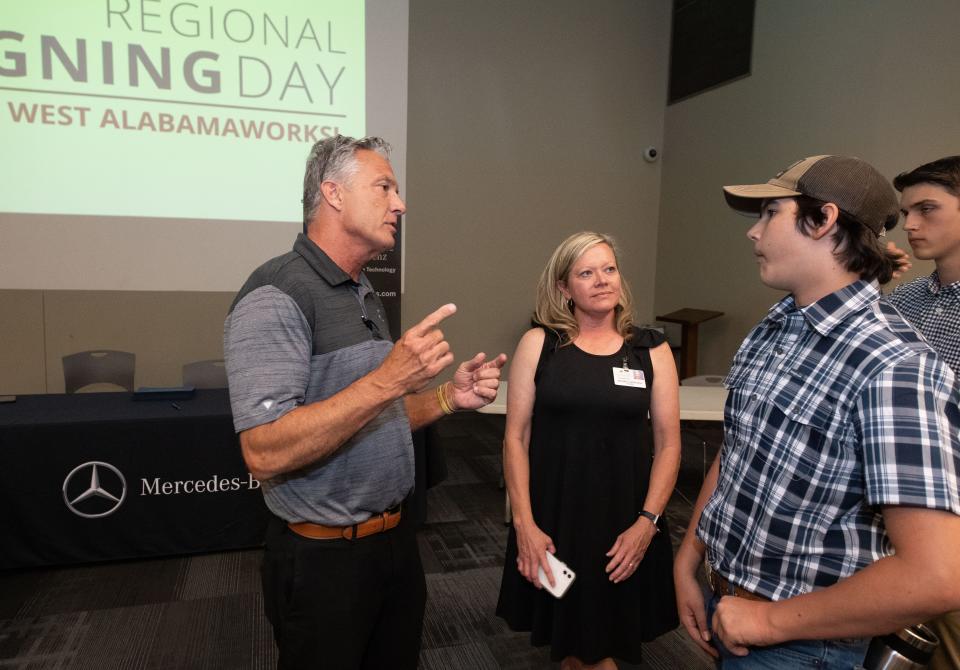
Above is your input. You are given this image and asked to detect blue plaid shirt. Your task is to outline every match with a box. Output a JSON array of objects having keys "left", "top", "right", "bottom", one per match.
[
  {"left": 887, "top": 271, "right": 960, "bottom": 374},
  {"left": 699, "top": 280, "right": 960, "bottom": 601}
]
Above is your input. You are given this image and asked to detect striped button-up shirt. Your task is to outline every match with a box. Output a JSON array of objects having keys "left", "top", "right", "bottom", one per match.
[{"left": 699, "top": 280, "right": 960, "bottom": 601}]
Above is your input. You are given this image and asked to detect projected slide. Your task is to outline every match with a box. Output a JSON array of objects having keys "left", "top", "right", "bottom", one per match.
[{"left": 1, "top": 0, "right": 365, "bottom": 222}]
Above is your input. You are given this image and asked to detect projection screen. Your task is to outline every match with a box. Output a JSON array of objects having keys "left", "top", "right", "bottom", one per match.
[{"left": 0, "top": 0, "right": 408, "bottom": 291}]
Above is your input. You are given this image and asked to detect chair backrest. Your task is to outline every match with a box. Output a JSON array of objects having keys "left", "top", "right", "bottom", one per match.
[
  {"left": 62, "top": 350, "right": 136, "bottom": 393},
  {"left": 182, "top": 359, "right": 227, "bottom": 389}
]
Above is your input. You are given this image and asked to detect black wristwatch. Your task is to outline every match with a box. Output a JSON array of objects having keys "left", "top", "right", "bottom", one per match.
[{"left": 639, "top": 510, "right": 661, "bottom": 531}]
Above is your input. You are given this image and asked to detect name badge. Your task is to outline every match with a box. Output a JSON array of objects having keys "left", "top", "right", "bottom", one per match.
[{"left": 613, "top": 367, "right": 646, "bottom": 388}]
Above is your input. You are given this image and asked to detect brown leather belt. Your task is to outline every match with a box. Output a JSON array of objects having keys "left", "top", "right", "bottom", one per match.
[
  {"left": 288, "top": 508, "right": 401, "bottom": 541},
  {"left": 709, "top": 570, "right": 770, "bottom": 602}
]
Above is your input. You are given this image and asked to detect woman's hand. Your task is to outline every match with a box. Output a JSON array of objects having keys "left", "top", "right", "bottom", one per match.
[
  {"left": 605, "top": 517, "right": 657, "bottom": 583},
  {"left": 514, "top": 520, "right": 556, "bottom": 587}
]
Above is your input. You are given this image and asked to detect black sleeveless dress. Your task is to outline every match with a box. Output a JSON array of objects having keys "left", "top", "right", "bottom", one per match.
[{"left": 495, "top": 327, "right": 679, "bottom": 664}]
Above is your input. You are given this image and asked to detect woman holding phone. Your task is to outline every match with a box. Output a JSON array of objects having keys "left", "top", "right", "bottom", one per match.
[{"left": 496, "top": 232, "right": 681, "bottom": 669}]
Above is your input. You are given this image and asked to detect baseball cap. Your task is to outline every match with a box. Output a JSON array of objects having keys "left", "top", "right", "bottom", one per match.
[{"left": 723, "top": 155, "right": 899, "bottom": 234}]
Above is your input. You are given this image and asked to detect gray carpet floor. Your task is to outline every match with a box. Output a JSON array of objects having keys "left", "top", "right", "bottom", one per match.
[{"left": 0, "top": 414, "right": 720, "bottom": 669}]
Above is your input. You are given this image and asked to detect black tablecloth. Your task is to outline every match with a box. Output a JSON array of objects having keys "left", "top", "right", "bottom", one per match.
[{"left": 0, "top": 390, "right": 270, "bottom": 569}]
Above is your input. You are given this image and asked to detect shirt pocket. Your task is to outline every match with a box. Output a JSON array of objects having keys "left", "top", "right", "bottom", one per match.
[
  {"left": 766, "top": 374, "right": 862, "bottom": 511},
  {"left": 768, "top": 373, "right": 852, "bottom": 445}
]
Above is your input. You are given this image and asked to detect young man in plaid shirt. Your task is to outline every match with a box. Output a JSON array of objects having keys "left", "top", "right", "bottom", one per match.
[{"left": 674, "top": 155, "right": 960, "bottom": 668}]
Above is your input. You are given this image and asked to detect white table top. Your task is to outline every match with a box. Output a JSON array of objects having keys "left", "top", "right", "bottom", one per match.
[
  {"left": 677, "top": 385, "right": 727, "bottom": 421},
  {"left": 475, "top": 381, "right": 726, "bottom": 422}
]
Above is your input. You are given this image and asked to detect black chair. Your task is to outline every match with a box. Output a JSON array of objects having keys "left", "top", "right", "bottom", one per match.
[
  {"left": 182, "top": 359, "right": 227, "bottom": 389},
  {"left": 62, "top": 350, "right": 135, "bottom": 393}
]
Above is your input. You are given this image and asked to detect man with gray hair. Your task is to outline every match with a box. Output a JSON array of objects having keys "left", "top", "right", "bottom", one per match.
[{"left": 224, "top": 135, "right": 506, "bottom": 668}]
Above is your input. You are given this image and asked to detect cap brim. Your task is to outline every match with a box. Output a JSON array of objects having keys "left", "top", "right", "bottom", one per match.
[{"left": 722, "top": 184, "right": 802, "bottom": 216}]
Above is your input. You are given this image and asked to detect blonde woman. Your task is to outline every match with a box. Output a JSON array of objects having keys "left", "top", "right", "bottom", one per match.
[{"left": 496, "top": 232, "right": 681, "bottom": 669}]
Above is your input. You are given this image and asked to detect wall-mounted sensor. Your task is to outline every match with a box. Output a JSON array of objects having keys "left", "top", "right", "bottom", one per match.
[{"left": 643, "top": 146, "right": 659, "bottom": 163}]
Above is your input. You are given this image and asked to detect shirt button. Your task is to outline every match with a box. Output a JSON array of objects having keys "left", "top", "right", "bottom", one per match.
[
  {"left": 774, "top": 347, "right": 784, "bottom": 355},
  {"left": 936, "top": 307, "right": 943, "bottom": 314}
]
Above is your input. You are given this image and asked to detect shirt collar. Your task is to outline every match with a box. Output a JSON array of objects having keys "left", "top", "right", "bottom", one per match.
[
  {"left": 292, "top": 233, "right": 367, "bottom": 288},
  {"left": 926, "top": 271, "right": 960, "bottom": 296},
  {"left": 763, "top": 280, "right": 879, "bottom": 337}
]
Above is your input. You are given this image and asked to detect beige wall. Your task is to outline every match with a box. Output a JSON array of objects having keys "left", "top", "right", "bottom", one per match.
[
  {"left": 404, "top": 0, "right": 670, "bottom": 369},
  {"left": 0, "top": 291, "right": 46, "bottom": 394},
  {"left": 655, "top": 0, "right": 960, "bottom": 375},
  {"left": 1, "top": 290, "right": 232, "bottom": 394}
]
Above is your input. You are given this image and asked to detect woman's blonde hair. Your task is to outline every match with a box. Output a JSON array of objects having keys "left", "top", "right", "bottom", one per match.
[{"left": 533, "top": 231, "right": 635, "bottom": 344}]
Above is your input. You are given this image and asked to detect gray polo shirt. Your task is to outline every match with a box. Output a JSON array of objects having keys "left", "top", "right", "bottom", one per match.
[{"left": 223, "top": 234, "right": 414, "bottom": 525}]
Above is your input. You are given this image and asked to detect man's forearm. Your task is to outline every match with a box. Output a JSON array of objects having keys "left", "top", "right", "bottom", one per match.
[
  {"left": 678, "top": 453, "right": 721, "bottom": 570},
  {"left": 714, "top": 507, "right": 960, "bottom": 650},
  {"left": 404, "top": 385, "right": 448, "bottom": 432},
  {"left": 240, "top": 370, "right": 401, "bottom": 480},
  {"left": 757, "top": 552, "right": 957, "bottom": 643}
]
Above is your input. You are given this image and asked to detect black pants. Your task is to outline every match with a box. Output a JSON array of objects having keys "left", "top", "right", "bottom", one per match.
[{"left": 261, "top": 515, "right": 427, "bottom": 670}]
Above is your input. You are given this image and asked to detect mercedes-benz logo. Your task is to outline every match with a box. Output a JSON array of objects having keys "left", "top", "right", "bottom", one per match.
[{"left": 63, "top": 461, "right": 127, "bottom": 518}]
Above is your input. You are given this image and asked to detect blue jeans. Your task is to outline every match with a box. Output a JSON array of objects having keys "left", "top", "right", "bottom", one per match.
[{"left": 706, "top": 593, "right": 869, "bottom": 669}]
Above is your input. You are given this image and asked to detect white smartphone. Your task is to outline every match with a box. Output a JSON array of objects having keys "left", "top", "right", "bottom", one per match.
[{"left": 537, "top": 552, "right": 576, "bottom": 598}]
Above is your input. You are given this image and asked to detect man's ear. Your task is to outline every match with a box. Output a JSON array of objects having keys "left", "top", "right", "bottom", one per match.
[
  {"left": 810, "top": 202, "right": 840, "bottom": 240},
  {"left": 320, "top": 180, "right": 344, "bottom": 211}
]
